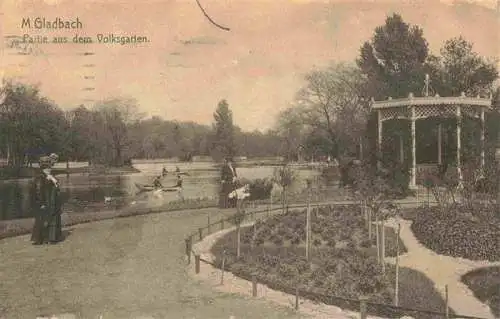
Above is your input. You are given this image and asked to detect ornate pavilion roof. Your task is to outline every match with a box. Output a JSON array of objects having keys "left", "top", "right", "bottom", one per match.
[{"left": 371, "top": 93, "right": 492, "bottom": 110}]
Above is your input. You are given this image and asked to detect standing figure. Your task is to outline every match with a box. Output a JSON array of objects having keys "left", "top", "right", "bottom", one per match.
[
  {"left": 219, "top": 158, "right": 237, "bottom": 208},
  {"left": 175, "top": 174, "right": 184, "bottom": 201},
  {"left": 31, "top": 154, "right": 63, "bottom": 245},
  {"left": 162, "top": 167, "right": 168, "bottom": 177}
]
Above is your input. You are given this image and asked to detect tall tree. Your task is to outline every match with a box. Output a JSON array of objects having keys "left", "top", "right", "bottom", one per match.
[
  {"left": 357, "top": 13, "right": 429, "bottom": 99},
  {"left": 433, "top": 36, "right": 498, "bottom": 97},
  {"left": 211, "top": 99, "right": 236, "bottom": 161},
  {"left": 292, "top": 63, "right": 368, "bottom": 158},
  {"left": 93, "top": 98, "right": 142, "bottom": 166}
]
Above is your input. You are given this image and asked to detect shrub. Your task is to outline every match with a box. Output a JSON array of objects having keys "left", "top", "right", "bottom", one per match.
[
  {"left": 411, "top": 206, "right": 500, "bottom": 261},
  {"left": 237, "top": 177, "right": 274, "bottom": 200},
  {"left": 461, "top": 266, "right": 500, "bottom": 317}
]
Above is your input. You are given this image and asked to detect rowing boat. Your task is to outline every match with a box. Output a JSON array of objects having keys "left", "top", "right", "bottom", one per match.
[{"left": 134, "top": 183, "right": 180, "bottom": 192}]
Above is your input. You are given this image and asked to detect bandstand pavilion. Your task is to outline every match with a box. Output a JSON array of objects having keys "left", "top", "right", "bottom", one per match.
[{"left": 370, "top": 75, "right": 493, "bottom": 189}]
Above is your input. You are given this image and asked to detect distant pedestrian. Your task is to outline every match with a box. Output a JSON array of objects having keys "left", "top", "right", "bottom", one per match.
[
  {"left": 219, "top": 158, "right": 237, "bottom": 208},
  {"left": 175, "top": 174, "right": 184, "bottom": 201}
]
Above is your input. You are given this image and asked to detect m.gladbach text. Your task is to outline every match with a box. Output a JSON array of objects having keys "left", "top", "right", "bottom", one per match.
[{"left": 21, "top": 17, "right": 83, "bottom": 29}]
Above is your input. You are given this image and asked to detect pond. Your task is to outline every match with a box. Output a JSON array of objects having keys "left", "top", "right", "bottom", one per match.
[{"left": 0, "top": 161, "right": 322, "bottom": 221}]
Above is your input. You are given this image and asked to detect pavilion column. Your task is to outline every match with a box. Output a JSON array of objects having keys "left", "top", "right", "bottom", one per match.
[
  {"left": 437, "top": 123, "right": 442, "bottom": 165},
  {"left": 480, "top": 108, "right": 485, "bottom": 171},
  {"left": 410, "top": 106, "right": 416, "bottom": 188},
  {"left": 378, "top": 110, "right": 382, "bottom": 169},
  {"left": 456, "top": 105, "right": 463, "bottom": 185}
]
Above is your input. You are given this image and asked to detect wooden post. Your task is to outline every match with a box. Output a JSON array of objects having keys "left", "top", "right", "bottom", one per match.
[
  {"left": 381, "top": 219, "right": 386, "bottom": 273},
  {"left": 445, "top": 284, "right": 449, "bottom": 319},
  {"left": 367, "top": 207, "right": 372, "bottom": 240},
  {"left": 207, "top": 215, "right": 211, "bottom": 234},
  {"left": 220, "top": 251, "right": 226, "bottom": 285},
  {"left": 375, "top": 218, "right": 380, "bottom": 263},
  {"left": 195, "top": 255, "right": 200, "bottom": 274},
  {"left": 199, "top": 228, "right": 203, "bottom": 240},
  {"left": 295, "top": 286, "right": 299, "bottom": 310},
  {"left": 359, "top": 296, "right": 368, "bottom": 319},
  {"left": 395, "top": 223, "right": 400, "bottom": 306},
  {"left": 185, "top": 237, "right": 192, "bottom": 264},
  {"left": 306, "top": 191, "right": 311, "bottom": 261},
  {"left": 252, "top": 275, "right": 257, "bottom": 297}
]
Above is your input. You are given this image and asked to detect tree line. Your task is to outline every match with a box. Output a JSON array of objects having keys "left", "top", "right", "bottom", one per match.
[
  {"left": 0, "top": 86, "right": 282, "bottom": 167},
  {"left": 276, "top": 13, "right": 500, "bottom": 164},
  {"left": 1, "top": 13, "right": 498, "bottom": 168}
]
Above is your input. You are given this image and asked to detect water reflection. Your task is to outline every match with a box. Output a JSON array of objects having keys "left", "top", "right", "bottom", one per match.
[{"left": 0, "top": 163, "right": 320, "bottom": 221}]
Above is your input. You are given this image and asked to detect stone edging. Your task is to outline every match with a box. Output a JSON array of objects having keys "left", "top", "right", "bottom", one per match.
[{"left": 188, "top": 222, "right": 397, "bottom": 319}]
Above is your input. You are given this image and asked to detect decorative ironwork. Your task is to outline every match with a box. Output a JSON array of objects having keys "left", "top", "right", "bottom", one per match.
[{"left": 380, "top": 107, "right": 409, "bottom": 122}]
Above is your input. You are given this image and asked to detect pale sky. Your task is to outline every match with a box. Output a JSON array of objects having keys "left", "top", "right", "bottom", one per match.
[{"left": 1, "top": 0, "right": 498, "bottom": 131}]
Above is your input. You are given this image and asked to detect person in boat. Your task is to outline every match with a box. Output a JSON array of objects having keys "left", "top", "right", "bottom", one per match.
[
  {"left": 153, "top": 175, "right": 163, "bottom": 189},
  {"left": 162, "top": 167, "right": 168, "bottom": 177},
  {"left": 219, "top": 158, "right": 237, "bottom": 208},
  {"left": 175, "top": 166, "right": 180, "bottom": 173},
  {"left": 31, "top": 153, "right": 63, "bottom": 245}
]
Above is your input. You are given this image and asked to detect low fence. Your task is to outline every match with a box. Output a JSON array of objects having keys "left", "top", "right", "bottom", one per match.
[{"left": 184, "top": 201, "right": 486, "bottom": 319}]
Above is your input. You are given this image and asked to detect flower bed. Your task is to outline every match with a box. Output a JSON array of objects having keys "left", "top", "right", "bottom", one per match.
[
  {"left": 410, "top": 206, "right": 500, "bottom": 261},
  {"left": 210, "top": 205, "right": 451, "bottom": 318},
  {"left": 461, "top": 266, "right": 500, "bottom": 317}
]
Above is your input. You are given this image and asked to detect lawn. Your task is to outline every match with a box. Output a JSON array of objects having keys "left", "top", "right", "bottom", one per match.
[
  {"left": 210, "top": 205, "right": 451, "bottom": 319},
  {"left": 461, "top": 266, "right": 500, "bottom": 317}
]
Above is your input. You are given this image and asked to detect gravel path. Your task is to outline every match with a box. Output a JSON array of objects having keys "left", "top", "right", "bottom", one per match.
[
  {"left": 384, "top": 218, "right": 500, "bottom": 319},
  {"left": 0, "top": 207, "right": 307, "bottom": 319}
]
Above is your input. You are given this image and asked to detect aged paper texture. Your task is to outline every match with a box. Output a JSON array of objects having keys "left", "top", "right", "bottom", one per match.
[{"left": 0, "top": 0, "right": 498, "bottom": 318}]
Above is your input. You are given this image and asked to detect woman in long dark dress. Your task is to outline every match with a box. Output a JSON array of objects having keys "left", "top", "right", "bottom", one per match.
[
  {"left": 30, "top": 158, "right": 51, "bottom": 245},
  {"left": 30, "top": 155, "right": 63, "bottom": 245}
]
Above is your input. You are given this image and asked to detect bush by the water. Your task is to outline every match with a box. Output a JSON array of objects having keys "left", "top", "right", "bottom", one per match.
[
  {"left": 237, "top": 178, "right": 273, "bottom": 200},
  {"left": 461, "top": 266, "right": 500, "bottom": 317},
  {"left": 410, "top": 206, "right": 500, "bottom": 261},
  {"left": 209, "top": 206, "right": 451, "bottom": 318}
]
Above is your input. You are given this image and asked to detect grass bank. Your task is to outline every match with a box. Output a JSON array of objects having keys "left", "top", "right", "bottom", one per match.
[
  {"left": 0, "top": 165, "right": 140, "bottom": 180},
  {"left": 0, "top": 197, "right": 217, "bottom": 241}
]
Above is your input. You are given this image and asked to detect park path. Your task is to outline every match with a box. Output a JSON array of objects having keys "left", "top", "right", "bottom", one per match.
[
  {"left": 1, "top": 195, "right": 479, "bottom": 319},
  {"left": 0, "top": 207, "right": 308, "bottom": 319},
  {"left": 384, "top": 218, "right": 500, "bottom": 319}
]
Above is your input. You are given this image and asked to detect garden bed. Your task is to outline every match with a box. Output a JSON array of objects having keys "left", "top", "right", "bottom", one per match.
[
  {"left": 461, "top": 266, "right": 500, "bottom": 317},
  {"left": 210, "top": 205, "right": 452, "bottom": 319},
  {"left": 409, "top": 206, "right": 500, "bottom": 261}
]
